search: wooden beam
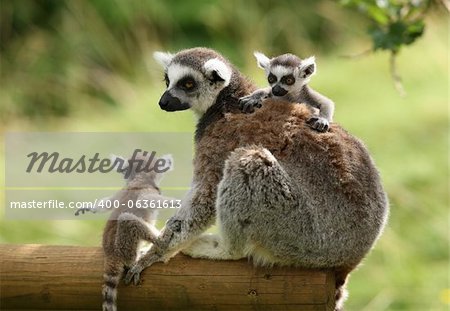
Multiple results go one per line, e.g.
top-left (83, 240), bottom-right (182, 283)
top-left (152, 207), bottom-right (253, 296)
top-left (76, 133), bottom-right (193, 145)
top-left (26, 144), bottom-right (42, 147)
top-left (0, 244), bottom-right (335, 310)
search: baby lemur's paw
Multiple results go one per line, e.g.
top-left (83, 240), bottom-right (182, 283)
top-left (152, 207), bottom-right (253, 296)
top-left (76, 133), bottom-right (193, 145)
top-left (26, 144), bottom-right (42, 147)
top-left (74, 207), bottom-right (95, 216)
top-left (307, 117), bottom-right (330, 132)
top-left (239, 95), bottom-right (263, 114)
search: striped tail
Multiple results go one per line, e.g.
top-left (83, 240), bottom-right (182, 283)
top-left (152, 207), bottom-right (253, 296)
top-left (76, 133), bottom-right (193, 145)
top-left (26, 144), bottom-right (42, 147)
top-left (102, 259), bottom-right (124, 311)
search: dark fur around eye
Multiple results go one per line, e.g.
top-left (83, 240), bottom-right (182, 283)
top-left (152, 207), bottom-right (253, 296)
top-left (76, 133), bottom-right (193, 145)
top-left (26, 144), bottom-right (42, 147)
top-left (282, 74), bottom-right (295, 85)
top-left (164, 73), bottom-right (170, 87)
top-left (268, 73), bottom-right (277, 84)
top-left (177, 76), bottom-right (197, 91)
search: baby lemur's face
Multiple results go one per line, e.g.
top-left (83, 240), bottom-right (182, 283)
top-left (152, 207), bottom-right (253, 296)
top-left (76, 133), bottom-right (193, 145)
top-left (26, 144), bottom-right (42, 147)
top-left (111, 151), bottom-right (173, 189)
top-left (254, 52), bottom-right (316, 98)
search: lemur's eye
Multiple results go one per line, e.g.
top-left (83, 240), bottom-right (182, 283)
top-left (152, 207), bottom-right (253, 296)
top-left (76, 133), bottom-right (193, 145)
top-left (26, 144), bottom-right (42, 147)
top-left (283, 75), bottom-right (295, 85)
top-left (184, 80), bottom-right (194, 89)
top-left (177, 77), bottom-right (196, 91)
top-left (268, 73), bottom-right (277, 84)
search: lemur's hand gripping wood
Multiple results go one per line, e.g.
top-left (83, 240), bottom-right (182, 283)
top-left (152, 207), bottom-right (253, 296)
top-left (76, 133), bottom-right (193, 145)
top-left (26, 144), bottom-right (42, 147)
top-left (124, 183), bottom-right (219, 284)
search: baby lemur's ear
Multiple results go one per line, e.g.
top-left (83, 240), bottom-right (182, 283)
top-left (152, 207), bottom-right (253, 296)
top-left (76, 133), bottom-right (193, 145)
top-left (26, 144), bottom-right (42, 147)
top-left (203, 58), bottom-right (232, 86)
top-left (159, 154), bottom-right (174, 172)
top-left (253, 51), bottom-right (271, 71)
top-left (299, 56), bottom-right (316, 79)
top-left (153, 51), bottom-right (174, 69)
top-left (153, 154), bottom-right (174, 185)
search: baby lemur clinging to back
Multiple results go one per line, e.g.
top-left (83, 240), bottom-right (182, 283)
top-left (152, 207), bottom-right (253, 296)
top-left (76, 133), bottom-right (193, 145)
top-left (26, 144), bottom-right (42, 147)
top-left (76, 151), bottom-right (173, 311)
top-left (239, 52), bottom-right (335, 132)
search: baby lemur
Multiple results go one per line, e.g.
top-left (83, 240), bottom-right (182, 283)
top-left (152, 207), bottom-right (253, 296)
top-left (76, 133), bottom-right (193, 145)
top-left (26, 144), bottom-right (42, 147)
top-left (76, 151), bottom-right (173, 311)
top-left (239, 52), bottom-right (335, 132)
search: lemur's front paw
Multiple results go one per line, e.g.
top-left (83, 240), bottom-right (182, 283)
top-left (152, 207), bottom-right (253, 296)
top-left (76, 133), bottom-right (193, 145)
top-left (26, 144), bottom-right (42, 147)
top-left (124, 252), bottom-right (163, 285)
top-left (307, 117), bottom-right (330, 132)
top-left (74, 208), bottom-right (95, 216)
top-left (239, 96), bottom-right (263, 114)
top-left (124, 264), bottom-right (143, 286)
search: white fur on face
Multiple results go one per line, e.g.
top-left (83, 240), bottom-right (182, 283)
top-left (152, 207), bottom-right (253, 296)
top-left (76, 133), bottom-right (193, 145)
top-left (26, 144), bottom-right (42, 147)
top-left (270, 65), bottom-right (295, 81)
top-left (268, 65), bottom-right (308, 101)
top-left (166, 63), bottom-right (228, 116)
top-left (192, 80), bottom-right (228, 116)
top-left (167, 64), bottom-right (203, 88)
top-left (286, 78), bottom-right (308, 100)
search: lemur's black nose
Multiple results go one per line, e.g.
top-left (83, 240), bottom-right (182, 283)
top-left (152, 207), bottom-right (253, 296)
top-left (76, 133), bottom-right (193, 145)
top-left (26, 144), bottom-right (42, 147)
top-left (159, 91), bottom-right (181, 111)
top-left (158, 91), bottom-right (191, 112)
top-left (272, 85), bottom-right (288, 97)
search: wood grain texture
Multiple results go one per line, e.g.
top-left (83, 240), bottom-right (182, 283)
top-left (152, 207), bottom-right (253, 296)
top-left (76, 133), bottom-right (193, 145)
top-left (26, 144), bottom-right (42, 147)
top-left (0, 244), bottom-right (335, 310)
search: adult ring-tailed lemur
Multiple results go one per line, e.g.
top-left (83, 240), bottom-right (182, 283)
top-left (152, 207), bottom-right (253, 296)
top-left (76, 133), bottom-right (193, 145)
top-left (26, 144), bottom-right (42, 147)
top-left (124, 48), bottom-right (388, 311)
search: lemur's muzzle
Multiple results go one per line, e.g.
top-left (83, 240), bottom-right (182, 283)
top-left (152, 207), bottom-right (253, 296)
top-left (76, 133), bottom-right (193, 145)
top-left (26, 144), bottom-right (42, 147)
top-left (272, 85), bottom-right (288, 97)
top-left (159, 91), bottom-right (190, 112)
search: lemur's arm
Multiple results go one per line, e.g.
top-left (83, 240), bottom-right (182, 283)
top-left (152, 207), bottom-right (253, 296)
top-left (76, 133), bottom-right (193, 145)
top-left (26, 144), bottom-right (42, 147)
top-left (124, 184), bottom-right (216, 285)
top-left (301, 85), bottom-right (334, 121)
top-left (300, 86), bottom-right (335, 132)
top-left (239, 87), bottom-right (271, 113)
top-left (74, 196), bottom-right (112, 216)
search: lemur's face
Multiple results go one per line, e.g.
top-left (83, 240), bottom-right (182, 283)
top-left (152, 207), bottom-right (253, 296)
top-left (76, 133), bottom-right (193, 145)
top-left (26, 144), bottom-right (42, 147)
top-left (254, 52), bottom-right (316, 98)
top-left (267, 65), bottom-right (299, 97)
top-left (153, 50), bottom-right (232, 116)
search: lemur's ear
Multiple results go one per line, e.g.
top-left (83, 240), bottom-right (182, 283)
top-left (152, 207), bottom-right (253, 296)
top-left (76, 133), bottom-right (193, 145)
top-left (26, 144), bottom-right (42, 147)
top-left (203, 58), bottom-right (232, 86)
top-left (154, 154), bottom-right (174, 185)
top-left (110, 154), bottom-right (129, 174)
top-left (159, 154), bottom-right (174, 172)
top-left (153, 51), bottom-right (174, 68)
top-left (253, 51), bottom-right (271, 71)
top-left (299, 56), bottom-right (316, 79)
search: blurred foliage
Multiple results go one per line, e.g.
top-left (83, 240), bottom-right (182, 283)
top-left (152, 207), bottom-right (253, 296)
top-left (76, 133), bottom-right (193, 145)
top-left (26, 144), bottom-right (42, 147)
top-left (340, 0), bottom-right (437, 95)
top-left (341, 0), bottom-right (430, 53)
top-left (1, 0), bottom-right (440, 121)
top-left (0, 0), bottom-right (343, 121)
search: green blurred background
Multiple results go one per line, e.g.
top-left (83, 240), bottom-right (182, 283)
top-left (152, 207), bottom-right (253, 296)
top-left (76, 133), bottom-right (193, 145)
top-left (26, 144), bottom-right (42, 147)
top-left (0, 1), bottom-right (448, 310)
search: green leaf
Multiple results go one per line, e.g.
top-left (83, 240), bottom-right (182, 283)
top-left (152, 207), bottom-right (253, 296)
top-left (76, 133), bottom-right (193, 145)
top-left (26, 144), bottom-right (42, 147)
top-left (404, 21), bottom-right (425, 45)
top-left (367, 5), bottom-right (390, 25)
top-left (368, 20), bottom-right (425, 53)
